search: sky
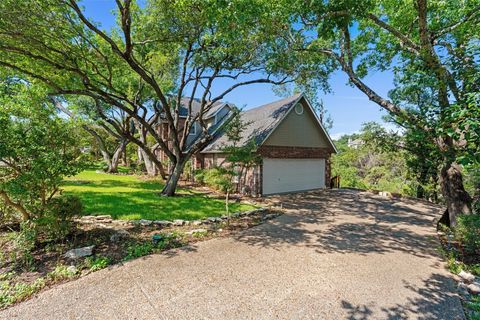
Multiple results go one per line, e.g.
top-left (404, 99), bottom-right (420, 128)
top-left (81, 0), bottom-right (397, 140)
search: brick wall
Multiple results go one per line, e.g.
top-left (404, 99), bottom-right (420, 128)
top-left (257, 146), bottom-right (332, 159)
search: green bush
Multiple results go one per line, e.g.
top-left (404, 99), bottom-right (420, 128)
top-left (454, 214), bottom-right (480, 254)
top-left (36, 195), bottom-right (83, 241)
top-left (12, 222), bottom-right (37, 269)
top-left (202, 167), bottom-right (234, 192)
top-left (194, 169), bottom-right (206, 185)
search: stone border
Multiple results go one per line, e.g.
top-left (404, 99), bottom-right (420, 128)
top-left (77, 208), bottom-right (271, 228)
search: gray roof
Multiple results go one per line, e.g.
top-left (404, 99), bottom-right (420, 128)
top-left (201, 94), bottom-right (303, 152)
top-left (178, 97), bottom-right (225, 118)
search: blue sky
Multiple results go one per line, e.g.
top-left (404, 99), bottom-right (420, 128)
top-left (82, 0), bottom-right (396, 140)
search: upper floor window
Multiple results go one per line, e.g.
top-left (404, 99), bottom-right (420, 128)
top-left (189, 123), bottom-right (197, 135)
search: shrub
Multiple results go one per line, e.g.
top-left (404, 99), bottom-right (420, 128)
top-left (454, 214), bottom-right (480, 254)
top-left (36, 195), bottom-right (83, 241)
top-left (12, 222), bottom-right (37, 269)
top-left (194, 169), bottom-right (206, 185)
top-left (202, 167), bottom-right (235, 192)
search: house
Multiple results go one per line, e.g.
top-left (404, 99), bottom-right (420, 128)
top-left (158, 94), bottom-right (337, 196)
top-left (347, 137), bottom-right (364, 149)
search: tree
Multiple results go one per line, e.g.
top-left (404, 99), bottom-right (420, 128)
top-left (0, 0), bottom-right (296, 196)
top-left (280, 0), bottom-right (480, 225)
top-left (54, 97), bottom-right (132, 174)
top-left (0, 79), bottom-right (84, 221)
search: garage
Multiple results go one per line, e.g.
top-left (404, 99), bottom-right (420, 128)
top-left (262, 158), bottom-right (326, 195)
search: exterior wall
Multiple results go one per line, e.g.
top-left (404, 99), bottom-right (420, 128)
top-left (258, 145), bottom-right (333, 193)
top-left (263, 101), bottom-right (331, 148)
top-left (257, 145), bottom-right (332, 159)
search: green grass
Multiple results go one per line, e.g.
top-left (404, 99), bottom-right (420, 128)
top-left (62, 170), bottom-right (256, 221)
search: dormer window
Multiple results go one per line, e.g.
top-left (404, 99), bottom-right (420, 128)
top-left (189, 123), bottom-right (197, 135)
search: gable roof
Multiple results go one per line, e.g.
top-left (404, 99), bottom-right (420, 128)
top-left (201, 93), bottom-right (337, 153)
top-left (178, 97), bottom-right (226, 119)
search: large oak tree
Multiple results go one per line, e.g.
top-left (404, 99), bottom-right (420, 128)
top-left (280, 0), bottom-right (479, 225)
top-left (0, 0), bottom-right (296, 195)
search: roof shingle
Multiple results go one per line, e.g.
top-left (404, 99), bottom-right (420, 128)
top-left (201, 94), bottom-right (303, 152)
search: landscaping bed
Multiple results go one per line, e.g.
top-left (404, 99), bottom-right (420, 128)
top-left (437, 216), bottom-right (480, 320)
top-left (0, 207), bottom-right (282, 310)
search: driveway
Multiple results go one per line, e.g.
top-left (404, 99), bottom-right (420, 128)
top-left (1, 189), bottom-right (464, 319)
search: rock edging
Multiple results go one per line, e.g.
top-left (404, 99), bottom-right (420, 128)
top-left (77, 207), bottom-right (272, 229)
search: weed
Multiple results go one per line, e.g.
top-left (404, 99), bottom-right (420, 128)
top-left (123, 242), bottom-right (154, 261)
top-left (0, 277), bottom-right (46, 309)
top-left (466, 295), bottom-right (480, 320)
top-left (84, 256), bottom-right (110, 271)
top-left (46, 265), bottom-right (77, 282)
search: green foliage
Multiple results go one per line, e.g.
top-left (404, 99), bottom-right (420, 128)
top-left (124, 242), bottom-right (154, 261)
top-left (454, 214), bottom-right (480, 255)
top-left (0, 276), bottom-right (45, 309)
top-left (332, 123), bottom-right (415, 196)
top-left (35, 195), bottom-right (83, 242)
top-left (0, 263), bottom-right (79, 309)
top-left (46, 265), bottom-right (77, 282)
top-left (123, 233), bottom-right (184, 261)
top-left (0, 80), bottom-right (85, 222)
top-left (63, 170), bottom-right (255, 220)
top-left (466, 295), bottom-right (480, 320)
top-left (12, 222), bottom-right (37, 269)
top-left (202, 167), bottom-right (235, 194)
top-left (84, 256), bottom-right (110, 272)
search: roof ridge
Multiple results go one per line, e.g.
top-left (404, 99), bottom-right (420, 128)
top-left (243, 93), bottom-right (303, 113)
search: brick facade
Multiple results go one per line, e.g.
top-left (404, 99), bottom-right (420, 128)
top-left (257, 145), bottom-right (332, 159)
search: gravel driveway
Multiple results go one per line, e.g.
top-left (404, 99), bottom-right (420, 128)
top-left (1, 189), bottom-right (464, 319)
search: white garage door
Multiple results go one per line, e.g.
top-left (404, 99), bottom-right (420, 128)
top-left (262, 158), bottom-right (325, 195)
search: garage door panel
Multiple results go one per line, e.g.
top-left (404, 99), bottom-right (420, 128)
top-left (262, 158), bottom-right (325, 195)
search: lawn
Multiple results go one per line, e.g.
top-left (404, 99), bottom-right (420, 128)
top-left (62, 170), bottom-right (256, 221)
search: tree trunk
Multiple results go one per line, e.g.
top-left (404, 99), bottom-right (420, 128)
top-left (109, 139), bottom-right (128, 173)
top-left (0, 191), bottom-right (30, 221)
top-left (161, 158), bottom-right (187, 196)
top-left (438, 161), bottom-right (472, 227)
top-left (140, 148), bottom-right (158, 176)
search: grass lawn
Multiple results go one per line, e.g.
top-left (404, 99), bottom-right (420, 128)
top-left (62, 170), bottom-right (256, 221)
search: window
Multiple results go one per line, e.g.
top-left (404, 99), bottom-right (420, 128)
top-left (294, 103), bottom-right (304, 115)
top-left (189, 123), bottom-right (197, 135)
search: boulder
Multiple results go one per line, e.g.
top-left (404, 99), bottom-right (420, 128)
top-left (154, 220), bottom-right (172, 227)
top-left (110, 229), bottom-right (130, 242)
top-left (138, 219), bottom-right (153, 226)
top-left (67, 265), bottom-right (78, 275)
top-left (192, 220), bottom-right (203, 226)
top-left (96, 215), bottom-right (112, 220)
top-left (459, 270), bottom-right (476, 283)
top-left (263, 214), bottom-right (277, 220)
top-left (173, 219), bottom-right (185, 226)
top-left (64, 246), bottom-right (94, 259)
top-left (467, 282), bottom-right (480, 295)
